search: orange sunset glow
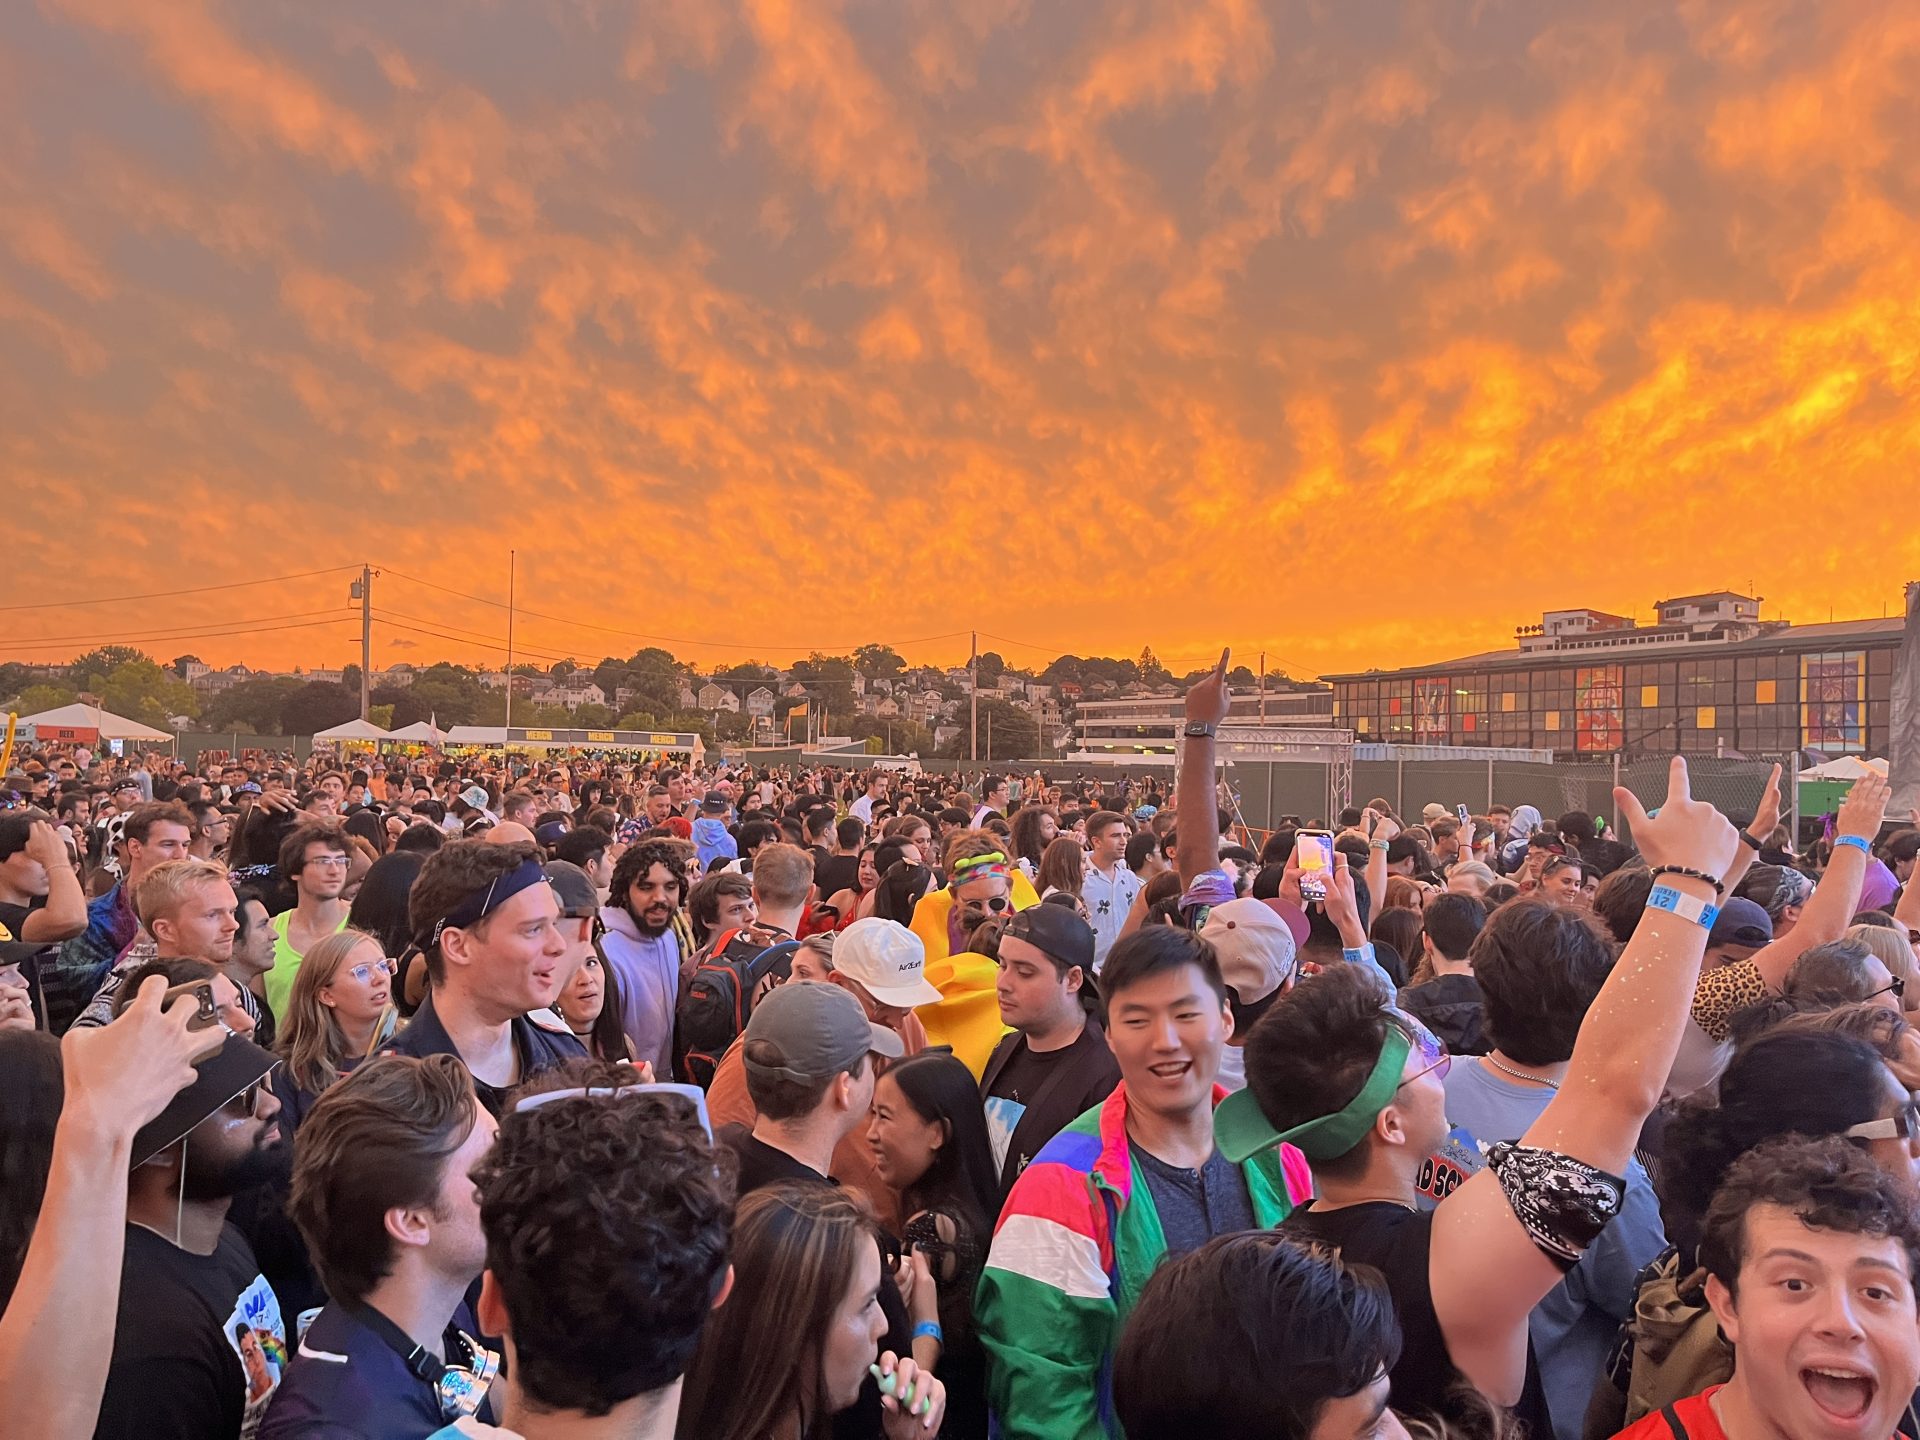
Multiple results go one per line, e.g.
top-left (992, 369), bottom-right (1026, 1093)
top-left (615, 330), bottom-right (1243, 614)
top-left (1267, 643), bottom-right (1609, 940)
top-left (2, 0), bottom-right (1918, 681)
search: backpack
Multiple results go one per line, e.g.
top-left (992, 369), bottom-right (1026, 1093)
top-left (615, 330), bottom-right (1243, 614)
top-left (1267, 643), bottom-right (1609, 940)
top-left (1587, 1248), bottom-right (1732, 1440)
top-left (673, 926), bottom-right (801, 1089)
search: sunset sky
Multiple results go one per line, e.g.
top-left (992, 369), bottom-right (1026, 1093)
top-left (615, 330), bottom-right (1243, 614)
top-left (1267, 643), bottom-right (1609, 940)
top-left (3, 0), bottom-right (1918, 682)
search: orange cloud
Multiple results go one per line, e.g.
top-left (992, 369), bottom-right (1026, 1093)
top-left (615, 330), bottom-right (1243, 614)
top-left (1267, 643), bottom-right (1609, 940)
top-left (0, 0), bottom-right (1916, 683)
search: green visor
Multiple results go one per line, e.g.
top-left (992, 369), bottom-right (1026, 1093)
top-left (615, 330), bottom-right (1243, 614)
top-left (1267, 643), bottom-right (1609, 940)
top-left (1215, 1023), bottom-right (1414, 1164)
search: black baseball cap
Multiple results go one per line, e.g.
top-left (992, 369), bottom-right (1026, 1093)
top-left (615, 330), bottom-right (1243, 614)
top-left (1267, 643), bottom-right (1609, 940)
top-left (542, 860), bottom-right (599, 920)
top-left (131, 1032), bottom-right (280, 1167)
top-left (1001, 904), bottom-right (1095, 974)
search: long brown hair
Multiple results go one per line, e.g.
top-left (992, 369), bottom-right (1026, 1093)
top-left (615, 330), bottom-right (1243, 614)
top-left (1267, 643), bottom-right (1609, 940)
top-left (277, 927), bottom-right (394, 1096)
top-left (1035, 835), bottom-right (1086, 898)
top-left (677, 1183), bottom-right (878, 1440)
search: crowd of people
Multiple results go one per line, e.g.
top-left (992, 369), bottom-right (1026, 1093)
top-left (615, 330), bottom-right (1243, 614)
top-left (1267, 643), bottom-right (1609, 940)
top-left (3, 647), bottom-right (1920, 1440)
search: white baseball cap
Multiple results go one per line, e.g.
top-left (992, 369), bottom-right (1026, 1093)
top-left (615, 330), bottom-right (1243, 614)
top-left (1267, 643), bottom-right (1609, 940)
top-left (832, 918), bottom-right (942, 1007)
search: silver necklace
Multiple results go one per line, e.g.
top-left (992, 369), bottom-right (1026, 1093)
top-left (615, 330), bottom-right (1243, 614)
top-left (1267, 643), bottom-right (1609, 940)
top-left (1484, 1056), bottom-right (1560, 1089)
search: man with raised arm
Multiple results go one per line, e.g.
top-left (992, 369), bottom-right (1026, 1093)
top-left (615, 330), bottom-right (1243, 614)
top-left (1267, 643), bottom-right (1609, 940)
top-left (1216, 756), bottom-right (1740, 1430)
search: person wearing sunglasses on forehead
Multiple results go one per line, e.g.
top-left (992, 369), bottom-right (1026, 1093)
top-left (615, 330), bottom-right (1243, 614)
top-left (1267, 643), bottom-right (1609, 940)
top-left (262, 824), bottom-right (354, 1026)
top-left (1217, 756), bottom-right (1745, 1439)
top-left (906, 837), bottom-right (1042, 1077)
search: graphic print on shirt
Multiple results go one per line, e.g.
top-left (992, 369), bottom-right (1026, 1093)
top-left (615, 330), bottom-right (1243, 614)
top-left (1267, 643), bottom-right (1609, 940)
top-left (223, 1274), bottom-right (287, 1438)
top-left (984, 1094), bottom-right (1027, 1174)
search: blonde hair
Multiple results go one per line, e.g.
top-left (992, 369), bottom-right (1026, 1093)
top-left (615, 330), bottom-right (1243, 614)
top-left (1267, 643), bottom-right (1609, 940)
top-left (1846, 924), bottom-right (1919, 1011)
top-left (277, 927), bottom-right (394, 1096)
top-left (133, 859), bottom-right (231, 928)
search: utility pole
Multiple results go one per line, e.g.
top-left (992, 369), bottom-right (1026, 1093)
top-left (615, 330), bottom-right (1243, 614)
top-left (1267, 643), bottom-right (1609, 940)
top-left (350, 565), bottom-right (373, 720)
top-left (970, 631), bottom-right (979, 763)
top-left (1259, 648), bottom-right (1266, 724)
top-left (504, 550), bottom-right (516, 736)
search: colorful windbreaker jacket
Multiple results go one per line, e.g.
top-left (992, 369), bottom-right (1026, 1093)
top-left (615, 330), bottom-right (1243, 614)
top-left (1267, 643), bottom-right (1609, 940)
top-left (975, 1081), bottom-right (1313, 1439)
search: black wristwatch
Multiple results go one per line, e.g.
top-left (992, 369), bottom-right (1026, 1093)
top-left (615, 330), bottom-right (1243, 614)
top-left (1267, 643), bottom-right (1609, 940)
top-left (1183, 722), bottom-right (1217, 738)
top-left (1738, 829), bottom-right (1763, 852)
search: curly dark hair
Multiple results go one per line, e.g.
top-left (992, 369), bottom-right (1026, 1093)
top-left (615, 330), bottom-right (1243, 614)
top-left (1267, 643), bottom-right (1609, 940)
top-left (1115, 1232), bottom-right (1401, 1440)
top-left (477, 1059), bottom-right (734, 1416)
top-left (608, 840), bottom-right (688, 922)
top-left (1662, 1028), bottom-right (1891, 1262)
top-left (408, 840), bottom-right (542, 984)
top-left (1699, 1133), bottom-right (1920, 1293)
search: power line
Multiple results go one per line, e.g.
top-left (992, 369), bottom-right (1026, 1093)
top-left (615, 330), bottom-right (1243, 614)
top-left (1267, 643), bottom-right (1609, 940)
top-left (0, 565), bottom-right (359, 613)
top-left (377, 566), bottom-right (971, 655)
top-left (0, 612), bottom-right (357, 650)
top-left (373, 615), bottom-right (575, 666)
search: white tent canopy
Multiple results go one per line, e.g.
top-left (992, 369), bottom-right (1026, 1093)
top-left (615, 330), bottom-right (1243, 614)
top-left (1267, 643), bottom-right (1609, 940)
top-left (386, 721), bottom-right (446, 742)
top-left (16, 702), bottom-right (172, 742)
top-left (312, 718), bottom-right (390, 741)
top-left (1798, 755), bottom-right (1889, 781)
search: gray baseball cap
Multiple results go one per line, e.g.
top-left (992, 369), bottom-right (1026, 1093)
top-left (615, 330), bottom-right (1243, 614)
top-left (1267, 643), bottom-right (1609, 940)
top-left (742, 982), bottom-right (904, 1084)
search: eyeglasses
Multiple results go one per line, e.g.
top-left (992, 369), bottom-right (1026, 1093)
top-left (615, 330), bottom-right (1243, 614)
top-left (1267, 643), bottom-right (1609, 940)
top-left (347, 957), bottom-right (398, 985)
top-left (304, 854), bottom-right (350, 869)
top-left (962, 895), bottom-right (1014, 914)
top-left (1844, 1096), bottom-right (1920, 1143)
top-left (1869, 976), bottom-right (1908, 1000)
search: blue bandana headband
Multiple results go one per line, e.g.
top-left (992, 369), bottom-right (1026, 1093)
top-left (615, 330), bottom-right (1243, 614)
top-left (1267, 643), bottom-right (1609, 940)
top-left (427, 857), bottom-right (548, 949)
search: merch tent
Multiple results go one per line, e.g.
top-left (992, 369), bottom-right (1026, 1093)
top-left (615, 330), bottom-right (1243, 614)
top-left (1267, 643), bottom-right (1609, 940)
top-left (17, 703), bottom-right (172, 745)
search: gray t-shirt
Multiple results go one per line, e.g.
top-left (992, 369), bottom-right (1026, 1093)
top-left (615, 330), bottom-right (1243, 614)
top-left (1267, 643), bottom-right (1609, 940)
top-left (1133, 1145), bottom-right (1256, 1257)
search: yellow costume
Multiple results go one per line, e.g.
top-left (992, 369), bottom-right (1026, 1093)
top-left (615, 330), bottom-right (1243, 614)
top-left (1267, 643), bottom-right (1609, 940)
top-left (908, 870), bottom-right (1040, 1076)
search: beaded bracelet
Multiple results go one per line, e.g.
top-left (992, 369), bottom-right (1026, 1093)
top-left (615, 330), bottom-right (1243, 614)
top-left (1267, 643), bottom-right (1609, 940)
top-left (1648, 865), bottom-right (1726, 899)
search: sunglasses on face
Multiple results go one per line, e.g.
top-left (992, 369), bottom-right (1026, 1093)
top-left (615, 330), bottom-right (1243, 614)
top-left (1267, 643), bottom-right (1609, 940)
top-left (1870, 975), bottom-right (1907, 1000)
top-left (961, 895), bottom-right (1013, 914)
top-left (224, 1077), bottom-right (270, 1116)
top-left (1845, 1095), bottom-right (1920, 1143)
top-left (1393, 1013), bottom-right (1452, 1088)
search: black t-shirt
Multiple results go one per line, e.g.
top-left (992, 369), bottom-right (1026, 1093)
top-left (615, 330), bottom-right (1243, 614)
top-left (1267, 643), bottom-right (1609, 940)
top-left (816, 854), bottom-right (861, 901)
top-left (95, 1222), bottom-right (287, 1440)
top-left (1283, 1201), bottom-right (1551, 1435)
top-left (0, 896), bottom-right (53, 1028)
top-left (982, 1025), bottom-right (1122, 1195)
top-left (721, 1126), bottom-right (834, 1197)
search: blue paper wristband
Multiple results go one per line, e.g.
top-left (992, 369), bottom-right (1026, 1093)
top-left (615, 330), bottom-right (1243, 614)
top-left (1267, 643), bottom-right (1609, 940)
top-left (913, 1320), bottom-right (944, 1345)
top-left (1835, 835), bottom-right (1871, 855)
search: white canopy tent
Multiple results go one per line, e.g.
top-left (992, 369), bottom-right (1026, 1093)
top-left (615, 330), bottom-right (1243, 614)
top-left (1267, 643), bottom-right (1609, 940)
top-left (312, 718), bottom-right (391, 742)
top-left (386, 720), bottom-right (447, 743)
top-left (1798, 755), bottom-right (1889, 781)
top-left (16, 703), bottom-right (172, 742)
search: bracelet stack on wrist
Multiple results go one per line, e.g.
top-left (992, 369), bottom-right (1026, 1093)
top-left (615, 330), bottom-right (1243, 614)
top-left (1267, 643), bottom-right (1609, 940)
top-left (1648, 865), bottom-right (1726, 899)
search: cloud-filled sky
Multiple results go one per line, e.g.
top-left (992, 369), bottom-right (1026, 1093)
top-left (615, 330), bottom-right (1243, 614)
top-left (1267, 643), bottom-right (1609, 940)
top-left (3, 0), bottom-right (1918, 681)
